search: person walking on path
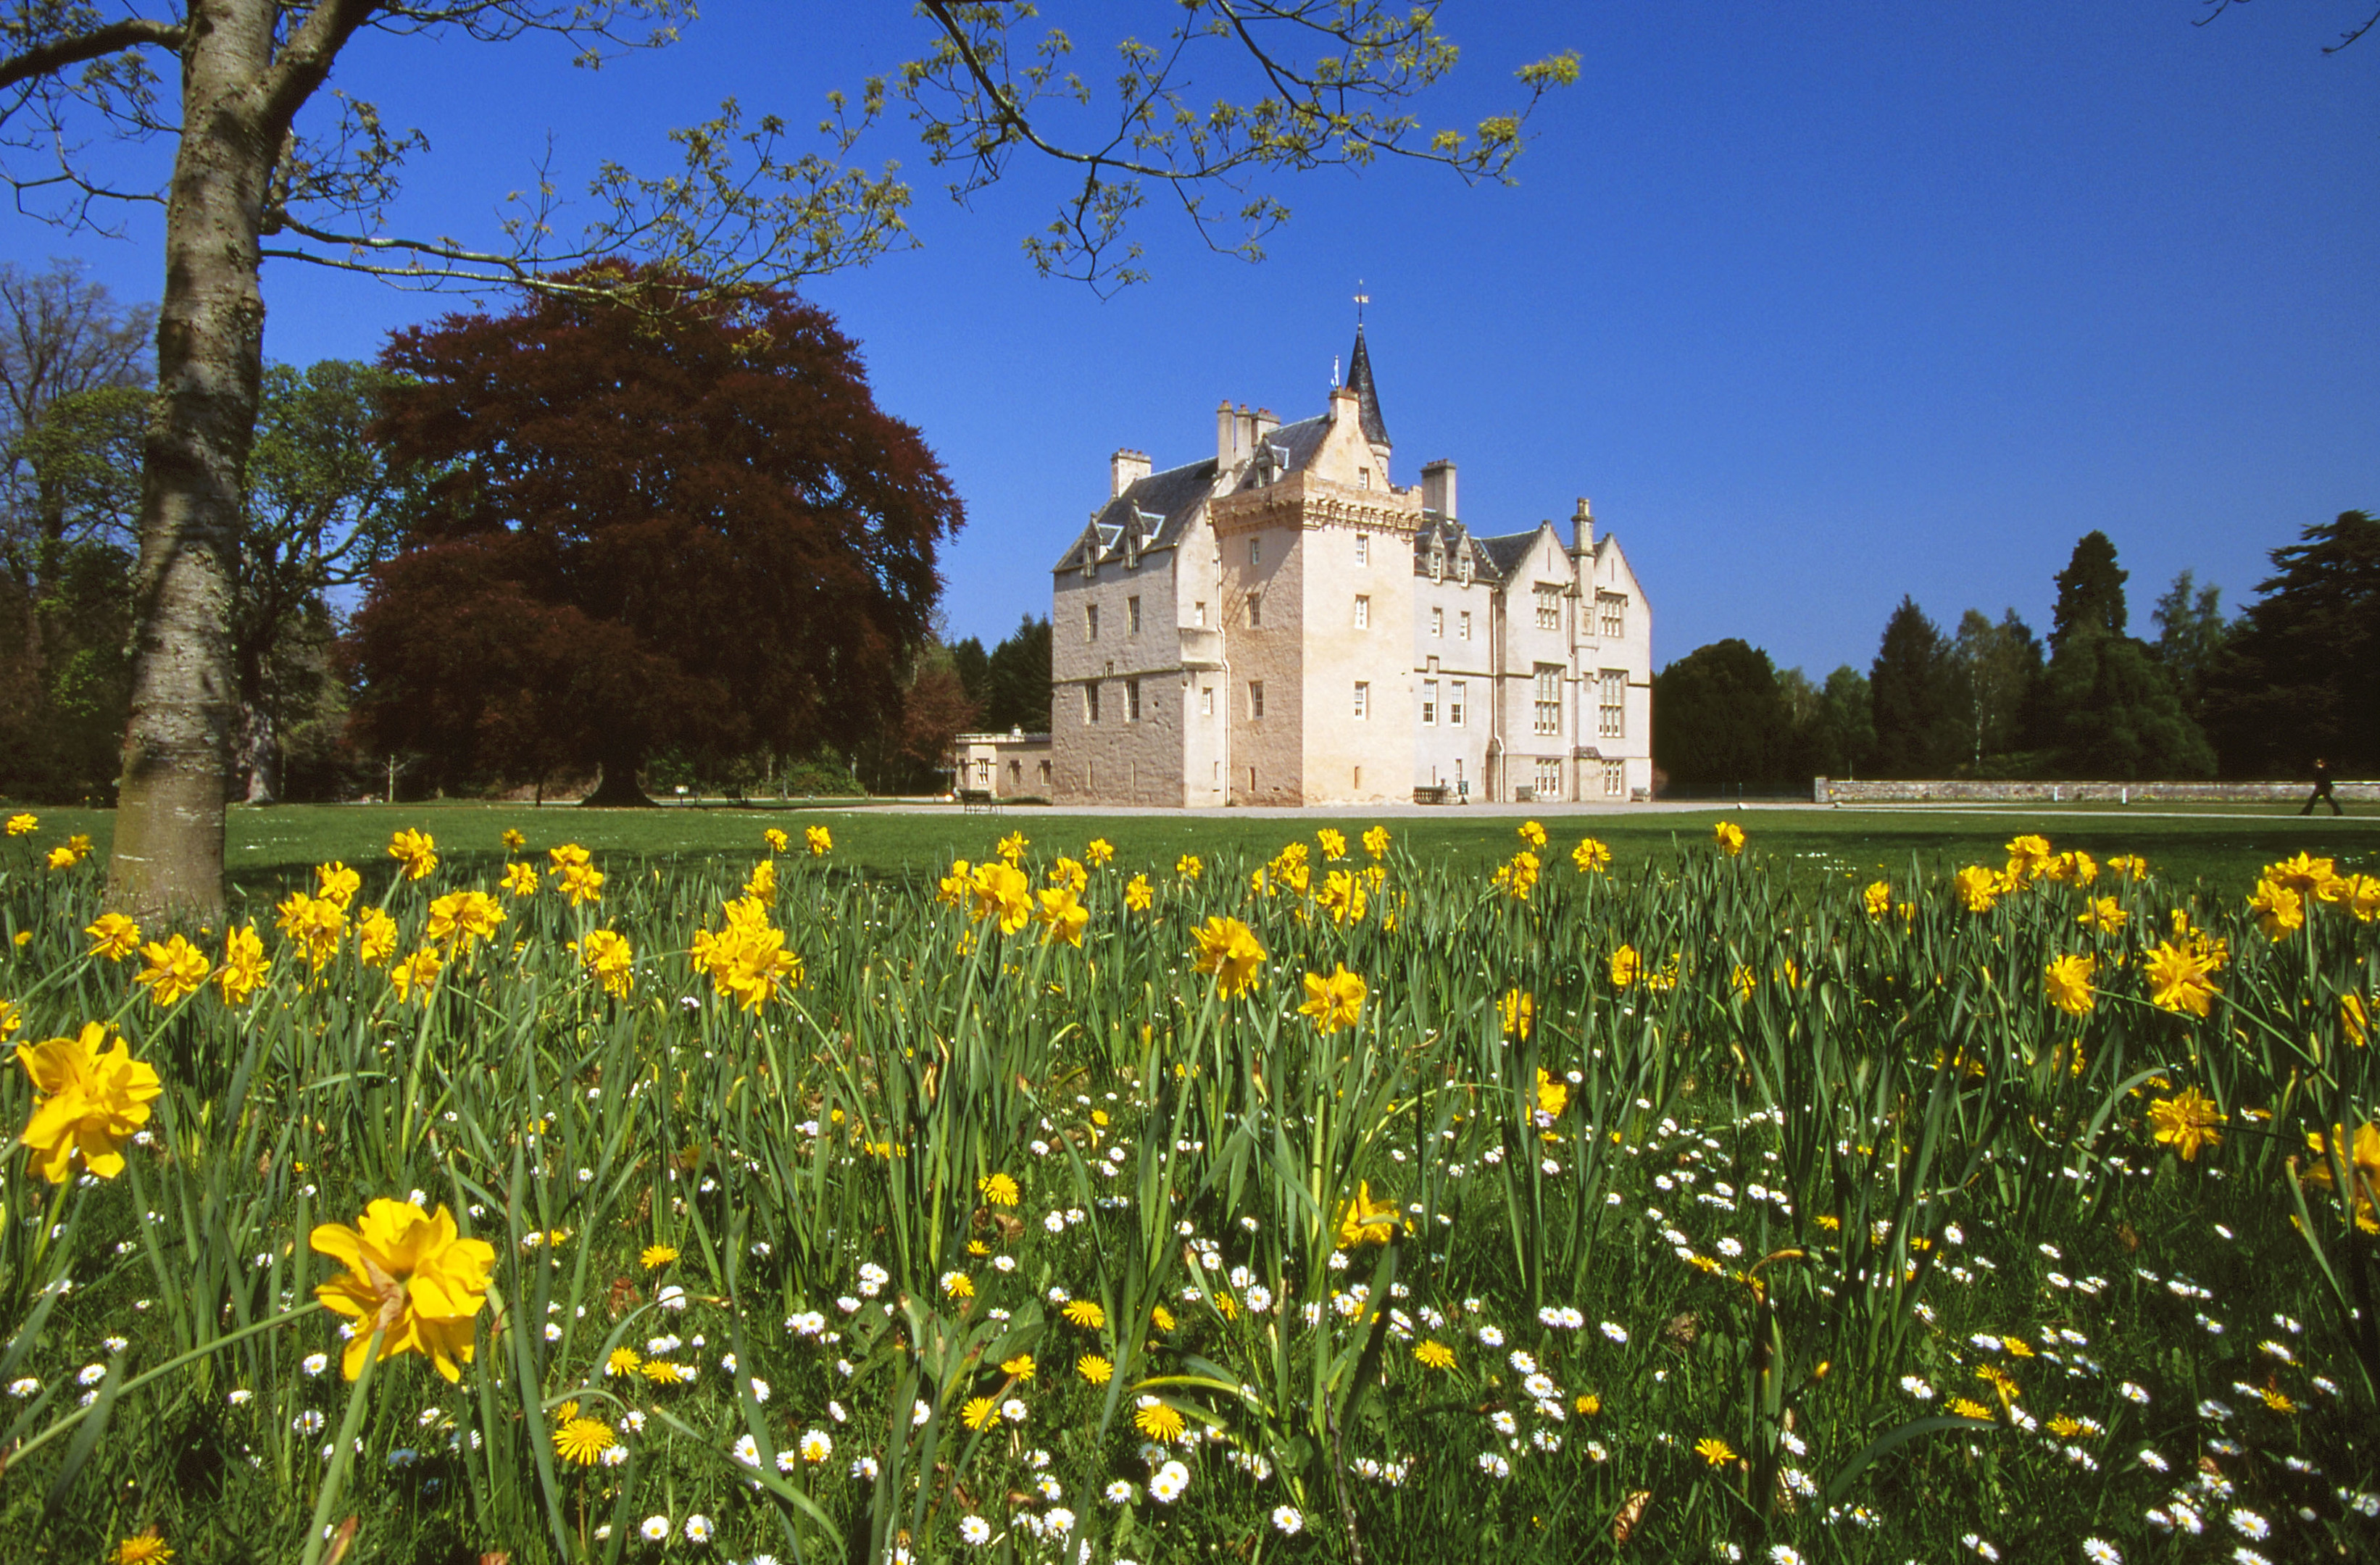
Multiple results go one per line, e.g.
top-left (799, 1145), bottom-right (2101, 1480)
top-left (2301, 758), bottom-right (2344, 816)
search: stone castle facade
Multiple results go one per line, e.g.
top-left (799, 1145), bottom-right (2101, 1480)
top-left (1048, 329), bottom-right (1653, 807)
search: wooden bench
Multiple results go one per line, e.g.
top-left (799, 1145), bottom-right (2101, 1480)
top-left (957, 788), bottom-right (1002, 814)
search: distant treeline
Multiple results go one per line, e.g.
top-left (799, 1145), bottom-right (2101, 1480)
top-left (1653, 512), bottom-right (2379, 789)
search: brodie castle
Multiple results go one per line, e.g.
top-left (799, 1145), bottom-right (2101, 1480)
top-left (1044, 327), bottom-right (1653, 808)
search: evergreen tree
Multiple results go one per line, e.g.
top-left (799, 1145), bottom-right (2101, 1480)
top-left (1869, 598), bottom-right (1964, 777)
top-left (2042, 630), bottom-right (2216, 780)
top-left (2200, 511), bottom-right (2380, 777)
top-left (2050, 530), bottom-right (2128, 651)
top-left (981, 614), bottom-right (1054, 734)
top-left (1652, 639), bottom-right (1798, 787)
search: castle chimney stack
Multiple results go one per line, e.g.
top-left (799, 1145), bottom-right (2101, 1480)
top-left (1572, 496), bottom-right (1594, 553)
top-left (1217, 399), bottom-right (1239, 468)
top-left (1110, 448), bottom-right (1151, 498)
top-left (1420, 459), bottom-right (1457, 521)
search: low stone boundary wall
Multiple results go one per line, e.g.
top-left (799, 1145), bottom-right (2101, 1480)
top-left (1813, 777), bottom-right (2379, 806)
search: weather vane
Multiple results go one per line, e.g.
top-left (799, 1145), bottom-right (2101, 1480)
top-left (1355, 280), bottom-right (1369, 326)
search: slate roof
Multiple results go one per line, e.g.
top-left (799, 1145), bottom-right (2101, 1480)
top-left (1346, 325), bottom-right (1390, 448)
top-left (1410, 517), bottom-right (1498, 582)
top-left (1051, 456), bottom-right (1217, 572)
top-left (1475, 528), bottom-right (1548, 583)
top-left (1054, 409), bottom-right (1341, 573)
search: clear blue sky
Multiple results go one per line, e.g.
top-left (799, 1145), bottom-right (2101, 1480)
top-left (6, 2), bottom-right (2375, 680)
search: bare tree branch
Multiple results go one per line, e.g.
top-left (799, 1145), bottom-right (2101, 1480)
top-left (0, 15), bottom-right (181, 93)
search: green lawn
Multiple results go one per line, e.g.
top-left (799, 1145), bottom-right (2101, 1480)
top-left (7, 797), bottom-right (2375, 910)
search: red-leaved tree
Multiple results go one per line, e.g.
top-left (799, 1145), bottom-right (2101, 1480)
top-left (345, 267), bottom-right (962, 801)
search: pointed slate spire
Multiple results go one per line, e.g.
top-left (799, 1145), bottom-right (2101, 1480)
top-left (1346, 323), bottom-right (1390, 450)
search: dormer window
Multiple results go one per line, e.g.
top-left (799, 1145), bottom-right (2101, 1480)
top-left (1457, 551), bottom-right (1473, 585)
top-left (1429, 547), bottom-right (1444, 582)
top-left (1359, 468), bottom-right (1370, 490)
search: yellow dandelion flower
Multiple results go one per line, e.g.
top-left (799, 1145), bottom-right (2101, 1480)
top-left (1133, 1401), bottom-right (1187, 1442)
top-left (110, 1537), bottom-right (172, 1565)
top-left (1077, 1354), bottom-right (1113, 1387)
top-left (962, 1395), bottom-right (999, 1430)
top-left (1693, 1436), bottom-right (1736, 1466)
top-left (1062, 1298), bottom-right (1107, 1329)
top-left (979, 1172), bottom-right (1020, 1206)
top-left (1414, 1340), bottom-right (1457, 1370)
top-left (641, 1244), bottom-right (678, 1270)
top-left (1000, 1354), bottom-right (1036, 1381)
top-left (554, 1416), bottom-right (616, 1466)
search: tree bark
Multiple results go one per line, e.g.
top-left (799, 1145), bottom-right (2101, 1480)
top-left (107, 0), bottom-right (367, 917)
top-left (238, 698), bottom-right (278, 804)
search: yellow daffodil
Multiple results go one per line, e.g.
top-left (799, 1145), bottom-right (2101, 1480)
top-left (1035, 885), bottom-right (1089, 947)
top-left (744, 859), bottom-right (778, 903)
top-left (1085, 838), bottom-right (1115, 868)
top-left (1536, 1067), bottom-right (1569, 1119)
top-left (356, 907), bottom-right (398, 968)
top-left (2146, 1086), bottom-right (2223, 1161)
top-left (1863, 880), bottom-right (1892, 919)
top-left (2144, 940), bottom-right (2218, 1017)
top-left (15, 1022), bottom-right (162, 1182)
top-left (387, 827), bottom-right (438, 881)
top-left (85, 911), bottom-right (141, 961)
top-left (215, 925), bottom-right (269, 1006)
top-left (1123, 872), bottom-right (1153, 912)
top-left (309, 861), bottom-right (360, 909)
top-left (1191, 917), bottom-right (1265, 998)
top-left (1499, 988), bottom-right (1534, 1041)
top-left (805, 824), bottom-right (833, 856)
top-left (2042, 953), bottom-right (2096, 1016)
top-left (573, 930), bottom-right (635, 998)
top-left (390, 946), bottom-right (444, 1005)
top-left (3, 812), bottom-right (35, 835)
top-left (1608, 945), bottom-right (1642, 990)
top-left (1299, 965), bottom-right (1366, 1035)
top-left (995, 830), bottom-right (1028, 864)
top-left (1175, 853), bottom-right (1202, 882)
top-left (1573, 836), bottom-right (1612, 873)
top-left (426, 890), bottom-right (504, 951)
top-left (763, 827), bottom-right (789, 853)
top-left (500, 861), bottom-right (541, 898)
top-left (1334, 1180), bottom-right (1398, 1248)
top-left (1518, 819), bottom-right (1547, 849)
top-left (136, 935), bottom-right (210, 1008)
top-left (1712, 821), bottom-right (1744, 857)
top-left (501, 828), bottom-right (526, 851)
top-left (310, 1198), bottom-right (496, 1380)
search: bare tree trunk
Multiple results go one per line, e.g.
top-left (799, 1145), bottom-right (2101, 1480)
top-left (107, 0), bottom-right (362, 917)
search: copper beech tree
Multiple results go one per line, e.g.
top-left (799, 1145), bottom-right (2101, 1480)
top-left (344, 270), bottom-right (961, 803)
